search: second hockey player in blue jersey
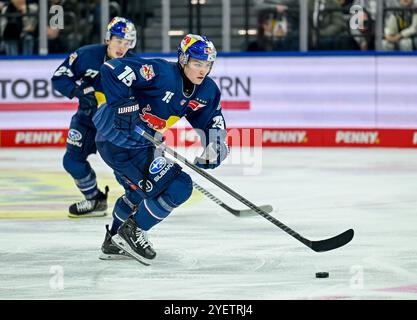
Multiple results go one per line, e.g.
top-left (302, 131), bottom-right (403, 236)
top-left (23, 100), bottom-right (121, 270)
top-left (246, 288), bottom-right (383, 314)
top-left (93, 34), bottom-right (229, 264)
top-left (51, 17), bottom-right (137, 218)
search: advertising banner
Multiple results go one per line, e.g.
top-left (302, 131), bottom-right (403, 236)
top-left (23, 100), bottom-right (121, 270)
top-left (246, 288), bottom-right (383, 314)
top-left (1, 55), bottom-right (417, 147)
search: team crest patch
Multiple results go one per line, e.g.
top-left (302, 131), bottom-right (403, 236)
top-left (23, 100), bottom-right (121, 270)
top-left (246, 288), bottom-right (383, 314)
top-left (69, 52), bottom-right (78, 66)
top-left (139, 64), bottom-right (155, 81)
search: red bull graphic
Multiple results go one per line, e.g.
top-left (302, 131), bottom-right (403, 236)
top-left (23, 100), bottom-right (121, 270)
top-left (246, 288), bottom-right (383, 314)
top-left (204, 47), bottom-right (213, 54)
top-left (139, 105), bottom-right (167, 130)
top-left (183, 35), bottom-right (192, 45)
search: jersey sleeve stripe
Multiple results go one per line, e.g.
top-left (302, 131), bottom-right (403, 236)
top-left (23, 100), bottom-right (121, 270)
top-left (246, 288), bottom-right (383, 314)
top-left (103, 61), bottom-right (115, 70)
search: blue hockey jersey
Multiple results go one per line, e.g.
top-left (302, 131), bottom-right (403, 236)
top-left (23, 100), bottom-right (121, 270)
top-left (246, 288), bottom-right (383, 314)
top-left (93, 57), bottom-right (226, 149)
top-left (51, 44), bottom-right (135, 105)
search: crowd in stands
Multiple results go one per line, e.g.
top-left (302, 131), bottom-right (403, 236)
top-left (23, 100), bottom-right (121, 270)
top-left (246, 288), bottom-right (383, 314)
top-left (0, 0), bottom-right (126, 55)
top-left (1, 0), bottom-right (417, 55)
top-left (248, 0), bottom-right (417, 51)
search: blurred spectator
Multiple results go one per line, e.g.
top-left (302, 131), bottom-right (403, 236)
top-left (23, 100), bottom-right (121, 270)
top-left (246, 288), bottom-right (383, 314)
top-left (47, 0), bottom-right (65, 53)
top-left (347, 0), bottom-right (376, 50)
top-left (385, 0), bottom-right (401, 7)
top-left (0, 1), bottom-right (5, 54)
top-left (382, 0), bottom-right (417, 51)
top-left (1, 0), bottom-right (24, 55)
top-left (21, 0), bottom-right (38, 54)
top-left (248, 0), bottom-right (299, 51)
top-left (351, 6), bottom-right (375, 50)
top-left (0, 0), bottom-right (38, 55)
top-left (47, 24), bottom-right (62, 53)
top-left (253, 0), bottom-right (299, 14)
top-left (48, 0), bottom-right (94, 53)
top-left (357, 0), bottom-right (377, 20)
top-left (310, 0), bottom-right (360, 50)
top-left (91, 0), bottom-right (122, 45)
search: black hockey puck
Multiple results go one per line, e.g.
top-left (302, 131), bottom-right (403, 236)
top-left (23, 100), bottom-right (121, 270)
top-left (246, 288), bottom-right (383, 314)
top-left (315, 272), bottom-right (329, 278)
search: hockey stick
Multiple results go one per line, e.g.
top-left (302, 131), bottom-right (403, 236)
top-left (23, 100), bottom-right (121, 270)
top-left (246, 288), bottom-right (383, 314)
top-left (192, 181), bottom-right (273, 217)
top-left (135, 127), bottom-right (354, 252)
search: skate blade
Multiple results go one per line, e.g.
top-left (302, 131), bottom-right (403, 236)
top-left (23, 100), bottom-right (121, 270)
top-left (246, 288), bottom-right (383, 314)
top-left (99, 252), bottom-right (132, 260)
top-left (68, 211), bottom-right (107, 218)
top-left (111, 234), bottom-right (152, 266)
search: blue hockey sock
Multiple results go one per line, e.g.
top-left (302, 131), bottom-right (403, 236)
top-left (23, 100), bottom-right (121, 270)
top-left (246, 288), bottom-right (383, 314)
top-left (133, 172), bottom-right (193, 230)
top-left (74, 170), bottom-right (100, 200)
top-left (134, 197), bottom-right (171, 231)
top-left (111, 196), bottom-right (139, 235)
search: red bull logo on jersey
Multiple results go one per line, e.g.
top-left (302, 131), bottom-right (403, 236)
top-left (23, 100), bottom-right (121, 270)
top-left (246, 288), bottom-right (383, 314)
top-left (140, 105), bottom-right (167, 130)
top-left (139, 64), bottom-right (155, 81)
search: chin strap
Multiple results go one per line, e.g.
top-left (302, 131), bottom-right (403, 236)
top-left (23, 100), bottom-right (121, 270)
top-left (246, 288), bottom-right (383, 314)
top-left (178, 62), bottom-right (196, 96)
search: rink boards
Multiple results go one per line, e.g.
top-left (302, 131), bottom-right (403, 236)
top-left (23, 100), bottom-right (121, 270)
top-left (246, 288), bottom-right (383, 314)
top-left (1, 54), bottom-right (417, 149)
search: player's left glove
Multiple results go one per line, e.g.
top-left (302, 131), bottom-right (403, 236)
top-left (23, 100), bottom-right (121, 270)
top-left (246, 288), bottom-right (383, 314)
top-left (194, 139), bottom-right (229, 170)
top-left (72, 86), bottom-right (97, 110)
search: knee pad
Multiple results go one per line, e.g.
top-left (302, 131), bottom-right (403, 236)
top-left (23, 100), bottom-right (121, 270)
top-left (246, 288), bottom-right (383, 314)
top-left (62, 151), bottom-right (91, 179)
top-left (132, 173), bottom-right (192, 231)
top-left (159, 171), bottom-right (193, 209)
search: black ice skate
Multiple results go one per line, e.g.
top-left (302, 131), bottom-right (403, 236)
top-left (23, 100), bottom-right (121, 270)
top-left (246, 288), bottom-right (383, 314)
top-left (99, 225), bottom-right (132, 260)
top-left (111, 216), bottom-right (156, 265)
top-left (68, 186), bottom-right (109, 218)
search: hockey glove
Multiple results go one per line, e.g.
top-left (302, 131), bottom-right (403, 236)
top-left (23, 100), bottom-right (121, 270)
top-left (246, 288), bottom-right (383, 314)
top-left (73, 86), bottom-right (97, 110)
top-left (194, 139), bottom-right (229, 170)
top-left (114, 99), bottom-right (141, 131)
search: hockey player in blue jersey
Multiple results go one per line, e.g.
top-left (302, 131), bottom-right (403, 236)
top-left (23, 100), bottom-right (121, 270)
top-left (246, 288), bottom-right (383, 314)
top-left (51, 17), bottom-right (137, 218)
top-left (93, 34), bottom-right (229, 264)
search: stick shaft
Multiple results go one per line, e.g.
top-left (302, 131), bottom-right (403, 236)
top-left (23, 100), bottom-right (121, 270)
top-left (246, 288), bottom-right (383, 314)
top-left (136, 127), bottom-right (313, 248)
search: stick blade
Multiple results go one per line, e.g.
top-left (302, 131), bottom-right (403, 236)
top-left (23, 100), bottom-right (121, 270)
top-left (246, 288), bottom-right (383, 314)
top-left (233, 204), bottom-right (273, 217)
top-left (310, 229), bottom-right (354, 252)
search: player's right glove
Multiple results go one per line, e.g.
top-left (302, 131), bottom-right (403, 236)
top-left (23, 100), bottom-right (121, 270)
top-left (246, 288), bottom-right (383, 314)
top-left (72, 86), bottom-right (98, 110)
top-left (113, 99), bottom-right (141, 131)
top-left (194, 138), bottom-right (229, 170)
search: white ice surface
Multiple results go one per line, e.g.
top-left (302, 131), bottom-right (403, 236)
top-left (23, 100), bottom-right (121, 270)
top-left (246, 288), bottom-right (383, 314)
top-left (0, 147), bottom-right (417, 300)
